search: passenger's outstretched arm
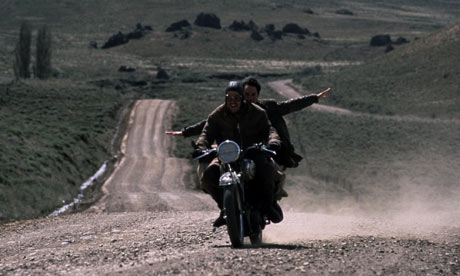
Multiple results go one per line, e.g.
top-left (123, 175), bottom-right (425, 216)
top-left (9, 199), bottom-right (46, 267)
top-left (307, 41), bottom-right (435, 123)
top-left (317, 88), bottom-right (331, 99)
top-left (278, 88), bottom-right (331, 115)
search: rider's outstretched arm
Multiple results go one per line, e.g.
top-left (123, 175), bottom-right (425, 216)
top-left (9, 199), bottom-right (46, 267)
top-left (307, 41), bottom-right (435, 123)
top-left (182, 119), bottom-right (207, 137)
top-left (165, 119), bottom-right (207, 137)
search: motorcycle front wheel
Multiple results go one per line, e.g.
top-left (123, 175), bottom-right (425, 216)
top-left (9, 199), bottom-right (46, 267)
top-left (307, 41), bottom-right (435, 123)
top-left (223, 187), bottom-right (244, 248)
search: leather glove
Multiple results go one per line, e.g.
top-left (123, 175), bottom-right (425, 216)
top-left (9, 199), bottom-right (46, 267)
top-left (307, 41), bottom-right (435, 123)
top-left (267, 142), bottom-right (280, 152)
top-left (191, 148), bottom-right (204, 159)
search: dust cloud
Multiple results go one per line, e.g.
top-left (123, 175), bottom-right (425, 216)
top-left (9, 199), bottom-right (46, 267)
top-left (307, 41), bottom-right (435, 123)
top-left (264, 176), bottom-right (460, 243)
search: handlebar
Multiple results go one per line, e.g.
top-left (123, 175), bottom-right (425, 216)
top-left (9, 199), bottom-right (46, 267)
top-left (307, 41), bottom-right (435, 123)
top-left (245, 143), bottom-right (276, 156)
top-left (194, 143), bottom-right (276, 162)
top-left (193, 148), bottom-right (216, 161)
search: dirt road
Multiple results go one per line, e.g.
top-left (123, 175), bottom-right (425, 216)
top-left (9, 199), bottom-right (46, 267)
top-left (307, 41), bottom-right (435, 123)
top-left (1, 99), bottom-right (459, 275)
top-left (90, 100), bottom-right (213, 213)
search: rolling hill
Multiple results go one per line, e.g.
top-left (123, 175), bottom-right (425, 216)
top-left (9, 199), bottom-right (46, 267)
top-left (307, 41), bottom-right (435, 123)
top-left (296, 22), bottom-right (460, 119)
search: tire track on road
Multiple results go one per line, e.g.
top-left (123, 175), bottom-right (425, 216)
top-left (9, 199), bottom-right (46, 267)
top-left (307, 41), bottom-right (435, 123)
top-left (90, 99), bottom-right (214, 213)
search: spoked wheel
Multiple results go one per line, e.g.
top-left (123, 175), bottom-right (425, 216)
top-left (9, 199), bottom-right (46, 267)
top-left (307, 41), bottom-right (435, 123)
top-left (223, 188), bottom-right (244, 248)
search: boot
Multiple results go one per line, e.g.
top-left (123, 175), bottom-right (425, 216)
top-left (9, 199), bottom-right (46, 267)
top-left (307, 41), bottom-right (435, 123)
top-left (213, 210), bottom-right (226, 228)
top-left (267, 201), bottom-right (283, 223)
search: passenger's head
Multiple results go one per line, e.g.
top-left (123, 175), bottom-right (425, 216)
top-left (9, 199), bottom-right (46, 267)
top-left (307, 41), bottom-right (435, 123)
top-left (242, 77), bottom-right (261, 103)
top-left (225, 81), bottom-right (244, 113)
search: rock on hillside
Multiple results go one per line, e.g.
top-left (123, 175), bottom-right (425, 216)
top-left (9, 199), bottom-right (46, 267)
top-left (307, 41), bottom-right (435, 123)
top-left (101, 23), bottom-right (152, 49)
top-left (166, 20), bottom-right (191, 32)
top-left (282, 23), bottom-right (311, 36)
top-left (194, 13), bottom-right (221, 29)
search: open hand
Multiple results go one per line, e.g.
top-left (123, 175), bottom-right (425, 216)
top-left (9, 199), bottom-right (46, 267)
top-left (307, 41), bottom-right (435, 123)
top-left (165, 130), bottom-right (183, 136)
top-left (317, 88), bottom-right (331, 99)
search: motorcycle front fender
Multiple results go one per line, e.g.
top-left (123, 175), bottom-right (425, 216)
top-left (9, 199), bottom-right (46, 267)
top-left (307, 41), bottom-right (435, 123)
top-left (219, 172), bottom-right (234, 187)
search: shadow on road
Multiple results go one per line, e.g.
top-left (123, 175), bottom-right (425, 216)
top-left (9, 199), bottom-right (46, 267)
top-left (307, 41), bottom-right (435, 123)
top-left (212, 243), bottom-right (309, 250)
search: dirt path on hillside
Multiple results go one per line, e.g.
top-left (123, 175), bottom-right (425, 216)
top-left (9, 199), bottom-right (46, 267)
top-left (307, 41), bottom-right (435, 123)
top-left (90, 99), bottom-right (214, 213)
top-left (268, 79), bottom-right (353, 115)
top-left (1, 99), bottom-right (459, 275)
top-left (268, 79), bottom-right (460, 125)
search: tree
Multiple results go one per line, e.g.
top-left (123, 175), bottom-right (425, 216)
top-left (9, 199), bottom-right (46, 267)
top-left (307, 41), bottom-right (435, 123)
top-left (13, 21), bottom-right (32, 79)
top-left (36, 25), bottom-right (52, 79)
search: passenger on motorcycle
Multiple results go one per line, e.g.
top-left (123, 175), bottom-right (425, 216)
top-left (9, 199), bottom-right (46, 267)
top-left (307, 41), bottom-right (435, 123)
top-left (194, 81), bottom-right (283, 227)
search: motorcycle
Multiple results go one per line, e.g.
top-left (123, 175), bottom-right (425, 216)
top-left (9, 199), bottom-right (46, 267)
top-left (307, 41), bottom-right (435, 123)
top-left (194, 140), bottom-right (276, 248)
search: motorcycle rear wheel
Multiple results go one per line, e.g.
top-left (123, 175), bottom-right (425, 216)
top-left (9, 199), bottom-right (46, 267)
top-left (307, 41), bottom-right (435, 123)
top-left (223, 188), bottom-right (244, 248)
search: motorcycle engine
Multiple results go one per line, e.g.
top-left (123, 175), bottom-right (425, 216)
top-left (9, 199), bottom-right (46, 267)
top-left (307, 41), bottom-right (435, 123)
top-left (242, 159), bottom-right (256, 182)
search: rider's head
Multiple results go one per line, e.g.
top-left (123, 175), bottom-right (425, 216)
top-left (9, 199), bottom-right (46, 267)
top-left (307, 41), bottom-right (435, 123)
top-left (225, 81), bottom-right (244, 114)
top-left (242, 77), bottom-right (261, 103)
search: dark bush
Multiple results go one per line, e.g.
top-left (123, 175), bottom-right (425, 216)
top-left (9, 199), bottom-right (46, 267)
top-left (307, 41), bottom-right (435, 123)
top-left (156, 68), bottom-right (169, 79)
top-left (166, 20), bottom-right (191, 32)
top-left (393, 37), bottom-right (409, 45)
top-left (194, 13), bottom-right (221, 29)
top-left (228, 20), bottom-right (254, 31)
top-left (282, 23), bottom-right (310, 35)
top-left (370, 34), bottom-right (392, 46)
top-left (264, 24), bottom-right (282, 41)
top-left (101, 23), bottom-right (151, 49)
top-left (251, 30), bottom-right (264, 41)
top-left (101, 32), bottom-right (129, 49)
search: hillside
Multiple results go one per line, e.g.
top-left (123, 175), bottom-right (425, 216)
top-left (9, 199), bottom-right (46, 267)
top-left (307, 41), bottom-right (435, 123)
top-left (284, 22), bottom-right (460, 214)
top-left (296, 23), bottom-right (460, 119)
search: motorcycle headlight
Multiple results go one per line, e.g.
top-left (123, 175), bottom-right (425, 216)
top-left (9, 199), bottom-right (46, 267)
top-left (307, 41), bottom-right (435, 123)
top-left (217, 140), bottom-right (240, 163)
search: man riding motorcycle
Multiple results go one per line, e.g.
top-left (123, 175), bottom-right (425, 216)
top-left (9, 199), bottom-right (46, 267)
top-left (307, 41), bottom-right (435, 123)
top-left (168, 77), bottom-right (330, 169)
top-left (166, 77), bottom-right (330, 201)
top-left (194, 81), bottom-right (283, 227)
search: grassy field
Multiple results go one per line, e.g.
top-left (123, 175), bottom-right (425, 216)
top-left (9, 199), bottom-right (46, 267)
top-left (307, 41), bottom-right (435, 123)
top-left (0, 80), bottom-right (122, 220)
top-left (0, 0), bottom-right (459, 221)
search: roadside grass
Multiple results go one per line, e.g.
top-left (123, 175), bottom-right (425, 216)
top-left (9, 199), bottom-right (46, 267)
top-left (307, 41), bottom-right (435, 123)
top-left (0, 80), bottom-right (122, 221)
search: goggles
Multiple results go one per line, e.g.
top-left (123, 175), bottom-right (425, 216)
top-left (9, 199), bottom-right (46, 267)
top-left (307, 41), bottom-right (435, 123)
top-left (226, 95), bottom-right (242, 102)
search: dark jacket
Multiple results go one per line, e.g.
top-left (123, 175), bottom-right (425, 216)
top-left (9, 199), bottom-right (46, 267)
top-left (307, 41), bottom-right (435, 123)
top-left (196, 102), bottom-right (280, 150)
top-left (182, 120), bottom-right (206, 138)
top-left (186, 95), bottom-right (318, 167)
top-left (258, 95), bottom-right (318, 167)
